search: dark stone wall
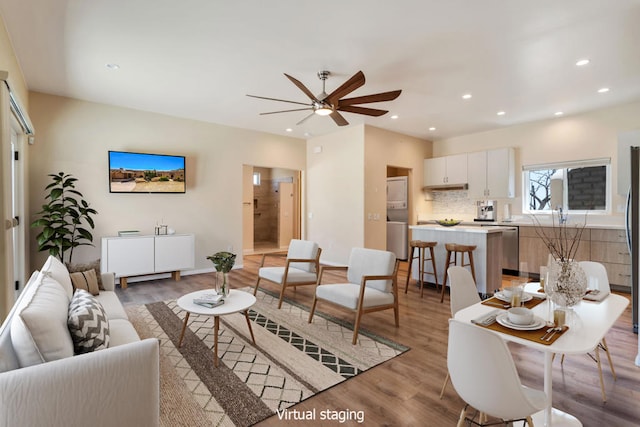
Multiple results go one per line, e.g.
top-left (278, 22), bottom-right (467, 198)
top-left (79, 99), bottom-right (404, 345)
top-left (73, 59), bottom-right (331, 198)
top-left (567, 166), bottom-right (606, 210)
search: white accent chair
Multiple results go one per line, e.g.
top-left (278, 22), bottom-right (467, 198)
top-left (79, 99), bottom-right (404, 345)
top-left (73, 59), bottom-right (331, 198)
top-left (440, 266), bottom-right (481, 399)
top-left (308, 248), bottom-right (399, 345)
top-left (567, 260), bottom-right (616, 402)
top-left (447, 319), bottom-right (547, 426)
top-left (253, 239), bottom-right (322, 309)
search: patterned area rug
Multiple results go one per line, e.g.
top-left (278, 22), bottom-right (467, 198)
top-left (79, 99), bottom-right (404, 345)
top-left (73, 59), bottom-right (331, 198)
top-left (126, 288), bottom-right (409, 427)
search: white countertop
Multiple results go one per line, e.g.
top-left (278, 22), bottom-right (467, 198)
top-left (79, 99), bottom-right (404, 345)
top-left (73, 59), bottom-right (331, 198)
top-left (417, 219), bottom-right (625, 230)
top-left (410, 224), bottom-right (512, 233)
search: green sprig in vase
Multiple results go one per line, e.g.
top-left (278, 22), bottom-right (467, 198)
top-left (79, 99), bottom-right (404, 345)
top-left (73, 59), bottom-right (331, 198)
top-left (206, 251), bottom-right (236, 297)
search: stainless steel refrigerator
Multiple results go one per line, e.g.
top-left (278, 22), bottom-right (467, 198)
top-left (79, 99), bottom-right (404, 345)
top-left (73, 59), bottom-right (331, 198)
top-left (620, 131), bottom-right (640, 366)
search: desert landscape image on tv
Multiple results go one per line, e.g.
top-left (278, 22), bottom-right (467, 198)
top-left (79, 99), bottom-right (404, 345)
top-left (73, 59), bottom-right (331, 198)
top-left (109, 151), bottom-right (186, 193)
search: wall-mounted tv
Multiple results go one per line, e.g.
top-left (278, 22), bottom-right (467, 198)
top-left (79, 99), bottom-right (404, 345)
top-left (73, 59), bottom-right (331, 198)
top-left (108, 151), bottom-right (186, 193)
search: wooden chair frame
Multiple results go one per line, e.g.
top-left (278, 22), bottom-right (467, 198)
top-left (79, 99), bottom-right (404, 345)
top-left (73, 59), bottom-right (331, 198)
top-left (308, 260), bottom-right (400, 345)
top-left (253, 248), bottom-right (322, 309)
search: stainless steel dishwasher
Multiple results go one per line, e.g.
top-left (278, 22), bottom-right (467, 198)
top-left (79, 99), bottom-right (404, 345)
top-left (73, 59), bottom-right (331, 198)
top-left (482, 225), bottom-right (519, 273)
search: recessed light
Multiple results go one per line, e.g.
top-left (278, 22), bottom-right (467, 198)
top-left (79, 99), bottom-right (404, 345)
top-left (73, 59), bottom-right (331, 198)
top-left (554, 111), bottom-right (564, 116)
top-left (429, 127), bottom-right (436, 131)
top-left (285, 128), bottom-right (292, 132)
top-left (575, 59), bottom-right (590, 66)
top-left (390, 115), bottom-right (399, 119)
top-left (462, 94), bottom-right (472, 100)
top-left (105, 63), bottom-right (120, 70)
top-left (597, 87), bottom-right (610, 93)
top-left (497, 111), bottom-right (506, 116)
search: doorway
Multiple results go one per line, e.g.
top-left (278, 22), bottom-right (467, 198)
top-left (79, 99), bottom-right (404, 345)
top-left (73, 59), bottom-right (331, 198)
top-left (242, 165), bottom-right (301, 254)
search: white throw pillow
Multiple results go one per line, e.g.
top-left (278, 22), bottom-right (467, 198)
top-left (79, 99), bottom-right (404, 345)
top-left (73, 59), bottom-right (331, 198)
top-left (41, 255), bottom-right (73, 300)
top-left (68, 289), bottom-right (110, 354)
top-left (10, 272), bottom-right (74, 367)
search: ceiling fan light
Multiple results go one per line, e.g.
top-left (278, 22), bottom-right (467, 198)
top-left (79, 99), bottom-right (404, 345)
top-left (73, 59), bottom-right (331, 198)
top-left (315, 107), bottom-right (333, 116)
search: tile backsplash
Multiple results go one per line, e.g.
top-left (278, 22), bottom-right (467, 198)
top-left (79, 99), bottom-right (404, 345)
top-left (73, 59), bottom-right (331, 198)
top-left (431, 190), bottom-right (476, 218)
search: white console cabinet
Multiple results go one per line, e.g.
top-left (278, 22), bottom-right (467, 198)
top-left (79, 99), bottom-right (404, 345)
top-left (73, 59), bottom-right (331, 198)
top-left (101, 234), bottom-right (195, 288)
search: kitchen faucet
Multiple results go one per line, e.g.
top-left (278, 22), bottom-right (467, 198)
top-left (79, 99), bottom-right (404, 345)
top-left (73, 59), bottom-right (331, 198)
top-left (557, 206), bottom-right (568, 224)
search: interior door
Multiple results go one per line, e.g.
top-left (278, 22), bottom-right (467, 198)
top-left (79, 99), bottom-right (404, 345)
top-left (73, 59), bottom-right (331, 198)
top-left (10, 125), bottom-right (24, 297)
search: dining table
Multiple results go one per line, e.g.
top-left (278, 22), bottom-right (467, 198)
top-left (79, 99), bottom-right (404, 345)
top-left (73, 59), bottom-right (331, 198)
top-left (454, 283), bottom-right (629, 426)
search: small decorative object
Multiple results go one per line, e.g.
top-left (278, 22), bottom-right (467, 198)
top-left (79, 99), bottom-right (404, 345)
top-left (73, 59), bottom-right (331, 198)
top-left (206, 251), bottom-right (236, 297)
top-left (531, 212), bottom-right (588, 308)
top-left (435, 219), bottom-right (462, 227)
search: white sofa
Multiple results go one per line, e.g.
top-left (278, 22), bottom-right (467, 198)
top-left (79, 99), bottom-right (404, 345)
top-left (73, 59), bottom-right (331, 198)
top-left (0, 256), bottom-right (159, 427)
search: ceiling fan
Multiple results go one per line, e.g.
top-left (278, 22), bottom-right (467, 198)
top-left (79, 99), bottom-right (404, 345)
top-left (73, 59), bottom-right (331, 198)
top-left (247, 70), bottom-right (402, 126)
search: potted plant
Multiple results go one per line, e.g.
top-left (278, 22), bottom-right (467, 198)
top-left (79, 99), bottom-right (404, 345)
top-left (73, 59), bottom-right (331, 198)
top-left (31, 172), bottom-right (98, 264)
top-left (206, 251), bottom-right (236, 296)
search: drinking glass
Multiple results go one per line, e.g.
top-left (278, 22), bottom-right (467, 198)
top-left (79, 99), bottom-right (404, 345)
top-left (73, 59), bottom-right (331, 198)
top-left (509, 281), bottom-right (523, 307)
top-left (539, 266), bottom-right (548, 292)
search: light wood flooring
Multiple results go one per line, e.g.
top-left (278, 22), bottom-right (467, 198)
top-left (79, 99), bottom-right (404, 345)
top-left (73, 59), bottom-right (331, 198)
top-left (116, 255), bottom-right (640, 427)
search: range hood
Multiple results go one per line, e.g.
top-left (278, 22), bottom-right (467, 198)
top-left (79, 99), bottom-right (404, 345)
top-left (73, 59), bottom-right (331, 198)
top-left (422, 183), bottom-right (469, 191)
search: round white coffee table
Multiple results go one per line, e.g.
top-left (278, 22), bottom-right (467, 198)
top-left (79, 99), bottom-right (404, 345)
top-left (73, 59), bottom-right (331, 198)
top-left (176, 289), bottom-right (257, 367)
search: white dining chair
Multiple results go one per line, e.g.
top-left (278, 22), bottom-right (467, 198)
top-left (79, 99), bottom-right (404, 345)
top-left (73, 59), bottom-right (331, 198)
top-left (253, 239), bottom-right (322, 309)
top-left (561, 260), bottom-right (616, 402)
top-left (447, 319), bottom-right (547, 426)
top-left (440, 266), bottom-right (481, 399)
top-left (308, 247), bottom-right (399, 345)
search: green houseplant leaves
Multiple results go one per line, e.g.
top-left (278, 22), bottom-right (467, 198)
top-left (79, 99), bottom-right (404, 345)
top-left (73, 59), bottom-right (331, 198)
top-left (31, 172), bottom-right (98, 264)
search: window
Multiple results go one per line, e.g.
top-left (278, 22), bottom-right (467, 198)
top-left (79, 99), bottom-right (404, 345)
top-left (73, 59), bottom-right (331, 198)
top-left (523, 158), bottom-right (611, 214)
top-left (253, 172), bottom-right (261, 186)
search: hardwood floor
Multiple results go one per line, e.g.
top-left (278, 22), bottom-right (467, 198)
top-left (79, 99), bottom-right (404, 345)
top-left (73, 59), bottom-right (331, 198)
top-left (116, 255), bottom-right (640, 427)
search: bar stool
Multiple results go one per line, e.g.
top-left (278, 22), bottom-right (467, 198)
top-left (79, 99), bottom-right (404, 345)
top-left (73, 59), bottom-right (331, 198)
top-left (404, 240), bottom-right (439, 298)
top-left (441, 243), bottom-right (476, 302)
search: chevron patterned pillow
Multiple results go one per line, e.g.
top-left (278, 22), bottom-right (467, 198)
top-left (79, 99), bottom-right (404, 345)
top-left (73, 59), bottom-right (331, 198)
top-left (67, 289), bottom-right (110, 354)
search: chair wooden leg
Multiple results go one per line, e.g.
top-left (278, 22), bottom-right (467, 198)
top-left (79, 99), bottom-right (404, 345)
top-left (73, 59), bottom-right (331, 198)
top-left (442, 250), bottom-right (452, 298)
top-left (467, 252), bottom-right (477, 283)
top-left (601, 337), bottom-right (617, 380)
top-left (525, 415), bottom-right (534, 426)
top-left (405, 246), bottom-right (415, 293)
top-left (277, 284), bottom-right (286, 309)
top-left (253, 277), bottom-right (261, 296)
top-left (419, 248), bottom-right (425, 298)
top-left (430, 246), bottom-right (439, 291)
top-left (595, 345), bottom-right (607, 402)
top-left (352, 308), bottom-right (364, 345)
top-left (456, 406), bottom-right (467, 427)
top-left (439, 372), bottom-right (450, 399)
top-left (308, 296), bottom-right (318, 323)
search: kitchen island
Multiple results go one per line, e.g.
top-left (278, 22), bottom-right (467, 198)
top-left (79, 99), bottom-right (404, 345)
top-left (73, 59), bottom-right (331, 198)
top-left (409, 224), bottom-right (511, 295)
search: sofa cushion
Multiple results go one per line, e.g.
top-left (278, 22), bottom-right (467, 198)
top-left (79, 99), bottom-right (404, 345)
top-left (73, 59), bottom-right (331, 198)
top-left (70, 269), bottom-right (100, 296)
top-left (108, 319), bottom-right (141, 346)
top-left (41, 255), bottom-right (73, 300)
top-left (67, 259), bottom-right (103, 290)
top-left (68, 289), bottom-right (110, 354)
top-left (10, 272), bottom-right (74, 367)
top-left (95, 292), bottom-right (129, 321)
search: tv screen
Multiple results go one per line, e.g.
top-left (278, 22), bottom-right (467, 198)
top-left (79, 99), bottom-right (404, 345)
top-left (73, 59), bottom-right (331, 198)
top-left (108, 151), bottom-right (186, 193)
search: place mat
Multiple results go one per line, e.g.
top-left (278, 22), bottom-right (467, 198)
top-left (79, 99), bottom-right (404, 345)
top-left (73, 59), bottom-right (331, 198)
top-left (481, 295), bottom-right (546, 310)
top-left (480, 321), bottom-right (569, 346)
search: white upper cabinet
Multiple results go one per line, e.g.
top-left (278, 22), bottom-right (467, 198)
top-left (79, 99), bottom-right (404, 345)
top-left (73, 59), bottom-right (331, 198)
top-left (467, 147), bottom-right (515, 199)
top-left (423, 153), bottom-right (468, 187)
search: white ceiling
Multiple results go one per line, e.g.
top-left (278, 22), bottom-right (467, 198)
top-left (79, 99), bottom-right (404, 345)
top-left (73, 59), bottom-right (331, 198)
top-left (2, 0), bottom-right (640, 141)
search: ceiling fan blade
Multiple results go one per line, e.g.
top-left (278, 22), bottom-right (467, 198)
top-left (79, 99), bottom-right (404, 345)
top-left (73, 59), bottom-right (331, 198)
top-left (330, 111), bottom-right (349, 126)
top-left (284, 73), bottom-right (319, 102)
top-left (246, 94), bottom-right (311, 107)
top-left (260, 108), bottom-right (313, 115)
top-left (338, 90), bottom-right (402, 106)
top-left (338, 105), bottom-right (388, 117)
top-left (326, 71), bottom-right (366, 104)
top-left (296, 112), bottom-right (316, 125)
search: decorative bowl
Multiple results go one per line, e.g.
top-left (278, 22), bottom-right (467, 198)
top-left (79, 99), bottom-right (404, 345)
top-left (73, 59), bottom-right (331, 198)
top-left (435, 219), bottom-right (462, 227)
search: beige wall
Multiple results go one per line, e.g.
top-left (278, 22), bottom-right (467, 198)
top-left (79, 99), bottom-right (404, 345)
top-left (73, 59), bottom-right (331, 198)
top-left (0, 13), bottom-right (28, 109)
top-left (307, 124), bottom-right (431, 265)
top-left (433, 101), bottom-right (640, 218)
top-left (364, 125), bottom-right (432, 249)
top-left (27, 92), bottom-right (306, 272)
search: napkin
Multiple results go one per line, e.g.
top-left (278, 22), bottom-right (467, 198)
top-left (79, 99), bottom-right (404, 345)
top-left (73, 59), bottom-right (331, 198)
top-left (471, 309), bottom-right (502, 326)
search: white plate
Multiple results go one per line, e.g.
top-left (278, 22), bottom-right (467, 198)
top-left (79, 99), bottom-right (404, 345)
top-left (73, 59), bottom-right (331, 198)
top-left (495, 291), bottom-right (533, 303)
top-left (496, 313), bottom-right (546, 331)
